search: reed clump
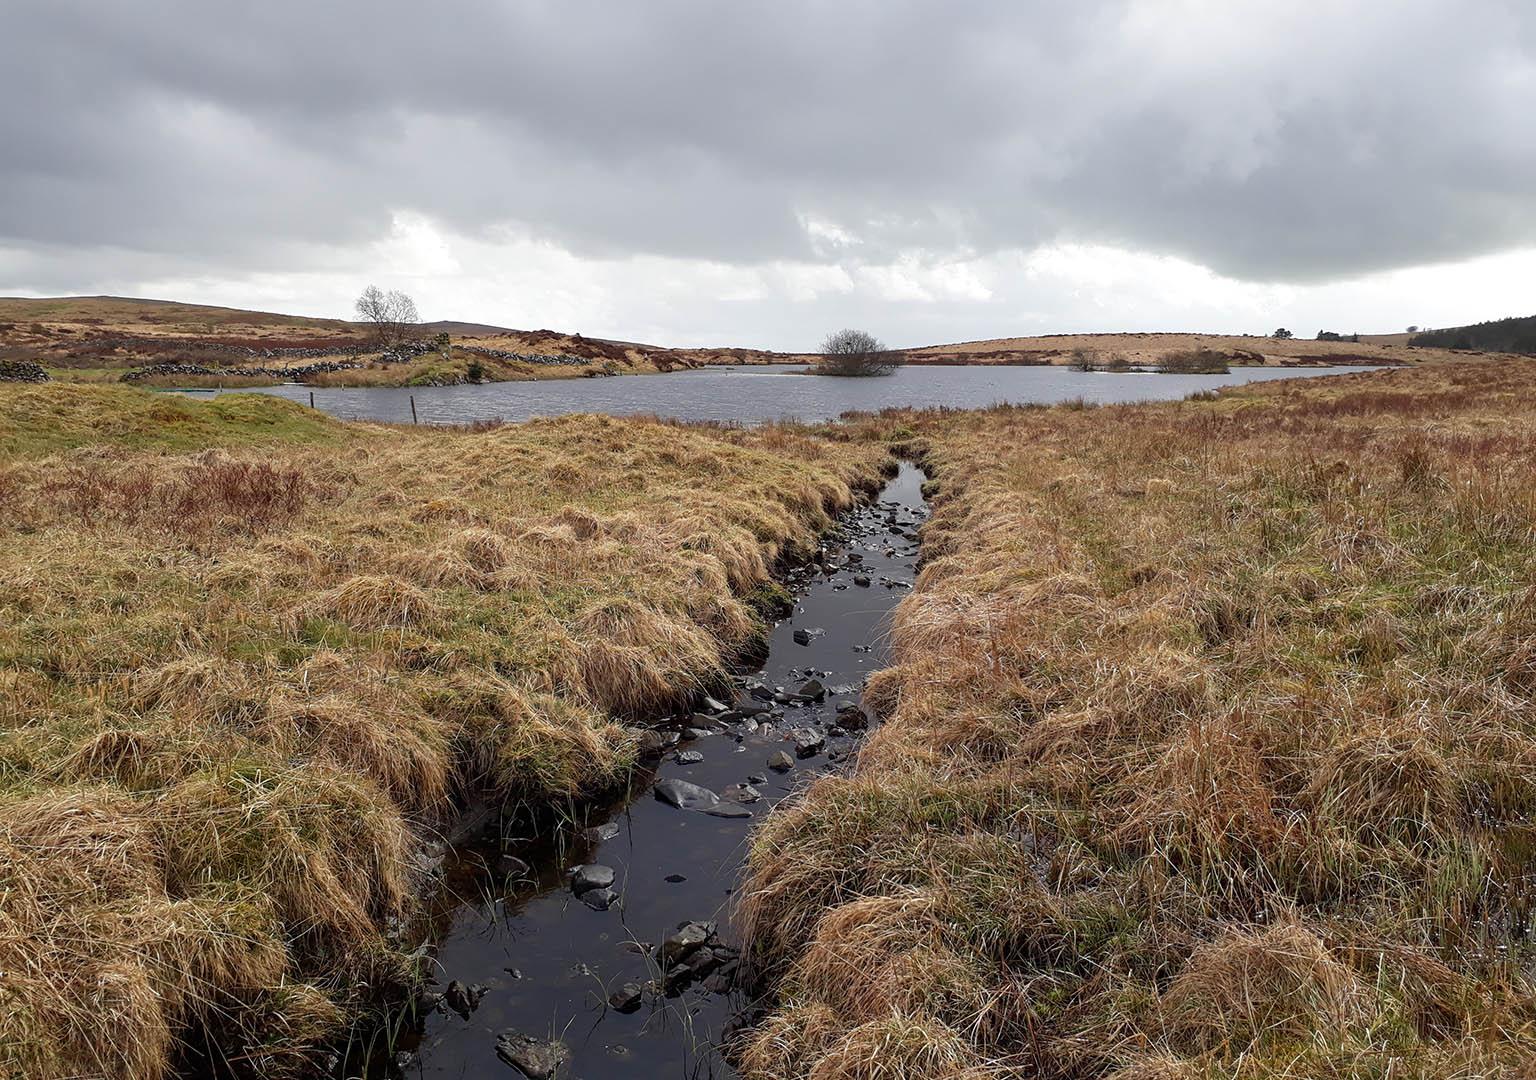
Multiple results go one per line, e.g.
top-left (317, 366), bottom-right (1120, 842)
top-left (742, 360), bottom-right (1536, 1079)
top-left (0, 384), bottom-right (890, 1078)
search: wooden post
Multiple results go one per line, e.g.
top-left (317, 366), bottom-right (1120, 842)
top-left (309, 391), bottom-right (316, 409)
top-left (410, 396), bottom-right (418, 425)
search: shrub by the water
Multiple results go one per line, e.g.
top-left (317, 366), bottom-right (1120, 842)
top-left (1156, 347), bottom-right (1231, 373)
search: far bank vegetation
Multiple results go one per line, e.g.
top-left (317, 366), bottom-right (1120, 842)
top-left (1069, 346), bottom-right (1233, 373)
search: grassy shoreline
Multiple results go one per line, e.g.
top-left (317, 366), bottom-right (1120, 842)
top-left (0, 383), bottom-right (892, 1079)
top-left (742, 361), bottom-right (1536, 1078)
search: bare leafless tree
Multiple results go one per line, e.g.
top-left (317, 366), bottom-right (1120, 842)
top-left (354, 285), bottom-right (420, 346)
top-left (810, 328), bottom-right (902, 376)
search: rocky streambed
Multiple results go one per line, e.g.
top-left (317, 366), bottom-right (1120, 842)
top-left (337, 463), bottom-right (930, 1079)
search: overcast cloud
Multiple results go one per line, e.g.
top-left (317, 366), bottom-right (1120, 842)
top-left (3, 1), bottom-right (1534, 348)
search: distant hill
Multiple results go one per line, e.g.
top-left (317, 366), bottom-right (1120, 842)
top-left (1410, 316), bottom-right (1536, 354)
top-left (1, 295), bottom-right (1518, 380)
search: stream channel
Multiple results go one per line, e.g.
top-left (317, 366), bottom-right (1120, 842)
top-left (341, 463), bottom-right (930, 1079)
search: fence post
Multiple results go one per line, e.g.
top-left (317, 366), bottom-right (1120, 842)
top-left (309, 391), bottom-right (316, 410)
top-left (410, 396), bottom-right (418, 425)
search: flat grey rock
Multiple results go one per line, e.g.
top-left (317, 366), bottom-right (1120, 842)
top-left (653, 778), bottom-right (720, 810)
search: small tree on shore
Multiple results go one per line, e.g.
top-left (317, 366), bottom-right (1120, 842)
top-left (355, 285), bottom-right (420, 346)
top-left (1273, 327), bottom-right (1293, 339)
top-left (811, 328), bottom-right (901, 376)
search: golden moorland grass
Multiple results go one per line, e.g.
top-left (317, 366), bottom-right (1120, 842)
top-left (743, 360), bottom-right (1536, 1079)
top-left (0, 383), bottom-right (890, 1079)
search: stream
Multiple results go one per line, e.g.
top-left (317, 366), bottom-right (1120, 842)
top-left (340, 463), bottom-right (929, 1079)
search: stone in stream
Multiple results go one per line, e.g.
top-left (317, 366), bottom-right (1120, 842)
top-left (580, 886), bottom-right (618, 911)
top-left (674, 749), bottom-right (704, 765)
top-left (608, 982), bottom-right (644, 1013)
top-left (663, 944), bottom-right (726, 991)
top-left (494, 1030), bottom-right (571, 1079)
top-left (653, 778), bottom-right (720, 810)
top-left (658, 921), bottom-right (716, 966)
top-left (791, 627), bottom-right (825, 646)
top-left (853, 574), bottom-right (871, 587)
top-left (791, 678), bottom-right (826, 702)
top-left (702, 802), bottom-right (753, 819)
top-left (747, 773), bottom-right (768, 785)
top-left (792, 727), bottom-right (826, 758)
top-left (699, 695), bottom-right (730, 714)
top-left (748, 684), bottom-right (777, 702)
top-left (569, 864), bottom-right (615, 894)
top-left (664, 873), bottom-right (687, 883)
top-left (835, 705), bottom-right (870, 731)
top-left (444, 980), bottom-right (487, 1018)
top-left (580, 822), bottom-right (620, 844)
top-left (631, 728), bottom-right (680, 754)
top-left (767, 750), bottom-right (795, 772)
top-left (727, 783), bottom-right (762, 803)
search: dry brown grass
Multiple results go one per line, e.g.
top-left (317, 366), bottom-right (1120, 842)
top-left (742, 360), bottom-right (1536, 1079)
top-left (0, 384), bottom-right (890, 1078)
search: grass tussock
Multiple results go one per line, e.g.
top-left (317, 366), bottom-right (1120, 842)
top-left (742, 360), bottom-right (1536, 1079)
top-left (0, 383), bottom-right (890, 1078)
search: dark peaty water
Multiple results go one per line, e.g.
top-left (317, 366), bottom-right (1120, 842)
top-left (338, 465), bottom-right (930, 1079)
top-left (186, 363), bottom-right (1381, 426)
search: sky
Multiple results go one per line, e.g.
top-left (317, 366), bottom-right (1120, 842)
top-left (2, 0), bottom-right (1534, 350)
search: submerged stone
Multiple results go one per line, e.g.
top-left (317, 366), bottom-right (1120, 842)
top-left (631, 728), bottom-right (680, 754)
top-left (768, 750), bottom-right (795, 772)
top-left (581, 822), bottom-right (620, 844)
top-left (580, 887), bottom-right (618, 911)
top-left (444, 980), bottom-right (487, 1018)
top-left (701, 802), bottom-right (752, 819)
top-left (494, 1030), bottom-right (570, 1079)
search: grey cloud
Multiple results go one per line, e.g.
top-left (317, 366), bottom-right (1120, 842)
top-left (2, 0), bottom-right (1535, 287)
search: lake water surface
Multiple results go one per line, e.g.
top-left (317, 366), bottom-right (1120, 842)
top-left (195, 363), bottom-right (1381, 425)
